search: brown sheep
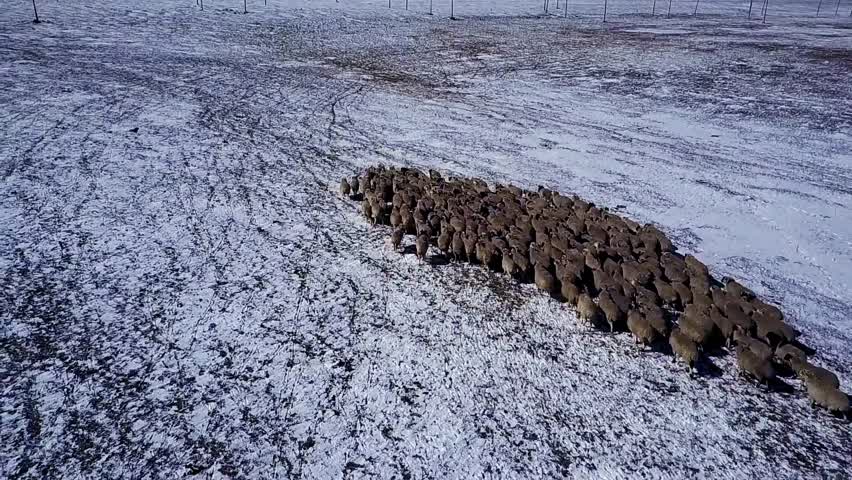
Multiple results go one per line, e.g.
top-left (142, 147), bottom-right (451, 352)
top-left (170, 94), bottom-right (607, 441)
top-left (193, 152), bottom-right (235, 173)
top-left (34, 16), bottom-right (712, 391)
top-left (679, 310), bottom-right (715, 348)
top-left (598, 290), bottom-right (623, 332)
top-left (709, 307), bottom-right (734, 347)
top-left (534, 265), bottom-right (556, 293)
top-left (391, 227), bottom-right (404, 252)
top-left (672, 282), bottom-right (692, 307)
top-left (724, 302), bottom-right (753, 332)
top-left (736, 345), bottom-right (776, 386)
top-left (643, 305), bottom-right (669, 337)
top-left (627, 309), bottom-right (656, 348)
top-left (669, 328), bottom-right (700, 372)
top-left (790, 358), bottom-right (840, 389)
top-left (775, 343), bottom-right (806, 366)
top-left (806, 379), bottom-right (850, 414)
top-left (415, 234), bottom-right (429, 261)
top-left (452, 232), bottom-right (465, 261)
top-left (733, 330), bottom-right (773, 362)
top-left (654, 279), bottom-right (679, 306)
top-left (561, 279), bottom-right (580, 306)
top-left (577, 293), bottom-right (600, 328)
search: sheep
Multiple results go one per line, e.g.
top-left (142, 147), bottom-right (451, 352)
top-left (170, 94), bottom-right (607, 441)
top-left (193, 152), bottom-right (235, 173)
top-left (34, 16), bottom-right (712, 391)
top-left (361, 198), bottom-right (372, 220)
top-left (709, 307), bottom-right (734, 347)
top-left (789, 357), bottom-right (840, 389)
top-left (576, 293), bottom-right (600, 328)
top-left (561, 278), bottom-right (580, 306)
top-left (724, 278), bottom-right (752, 299)
top-left (805, 379), bottom-right (850, 414)
top-left (452, 232), bottom-right (465, 261)
top-left (598, 290), bottom-right (623, 332)
top-left (627, 309), bottom-right (656, 348)
top-left (437, 229), bottom-right (451, 254)
top-left (679, 310), bottom-right (715, 348)
top-left (736, 345), bottom-right (776, 386)
top-left (643, 305), bottom-right (669, 337)
top-left (501, 251), bottom-right (518, 276)
top-left (669, 328), bottom-right (700, 372)
top-left (654, 279), bottom-right (679, 306)
top-left (622, 261), bottom-right (651, 286)
top-left (733, 330), bottom-right (773, 361)
top-left (775, 344), bottom-right (806, 366)
top-left (391, 227), bottom-right (404, 252)
top-left (724, 302), bottom-right (753, 332)
top-left (340, 177), bottom-right (351, 196)
top-left (684, 254), bottom-right (709, 276)
top-left (672, 282), bottom-right (692, 307)
top-left (415, 234), bottom-right (429, 261)
top-left (753, 312), bottom-right (798, 347)
top-left (534, 265), bottom-right (556, 293)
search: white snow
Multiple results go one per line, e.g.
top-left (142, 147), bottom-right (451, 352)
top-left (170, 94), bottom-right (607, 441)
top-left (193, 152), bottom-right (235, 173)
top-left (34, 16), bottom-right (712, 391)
top-left (1, 0), bottom-right (851, 478)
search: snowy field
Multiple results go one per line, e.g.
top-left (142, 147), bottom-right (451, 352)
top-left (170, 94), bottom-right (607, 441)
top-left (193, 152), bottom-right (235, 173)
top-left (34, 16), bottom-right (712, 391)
top-left (2, 0), bottom-right (852, 478)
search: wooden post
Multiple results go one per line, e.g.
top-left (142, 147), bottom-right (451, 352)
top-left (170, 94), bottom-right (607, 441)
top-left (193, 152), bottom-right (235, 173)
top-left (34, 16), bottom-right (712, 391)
top-left (835, 0), bottom-right (841, 16)
top-left (451, 0), bottom-right (455, 19)
top-left (748, 0), bottom-right (754, 18)
top-left (762, 0), bottom-right (768, 23)
top-left (693, 0), bottom-right (700, 15)
top-left (405, 0), bottom-right (408, 10)
top-left (32, 0), bottom-right (40, 23)
top-left (652, 0), bottom-right (657, 15)
top-left (244, 0), bottom-right (248, 14)
top-left (667, 0), bottom-right (672, 18)
top-left (817, 0), bottom-right (823, 16)
top-left (429, 0), bottom-right (433, 15)
top-left (603, 0), bottom-right (608, 22)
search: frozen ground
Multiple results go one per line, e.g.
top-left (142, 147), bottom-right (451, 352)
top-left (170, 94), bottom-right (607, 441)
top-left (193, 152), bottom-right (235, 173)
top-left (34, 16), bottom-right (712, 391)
top-left (1, 0), bottom-right (851, 478)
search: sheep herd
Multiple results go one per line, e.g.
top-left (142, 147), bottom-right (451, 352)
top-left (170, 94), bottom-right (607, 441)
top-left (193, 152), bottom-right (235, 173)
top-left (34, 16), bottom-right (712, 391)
top-left (341, 165), bottom-right (849, 416)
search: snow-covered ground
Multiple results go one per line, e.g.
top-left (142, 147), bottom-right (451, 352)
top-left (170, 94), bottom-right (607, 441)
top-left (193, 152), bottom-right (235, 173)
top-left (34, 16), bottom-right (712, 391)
top-left (1, 0), bottom-right (851, 478)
